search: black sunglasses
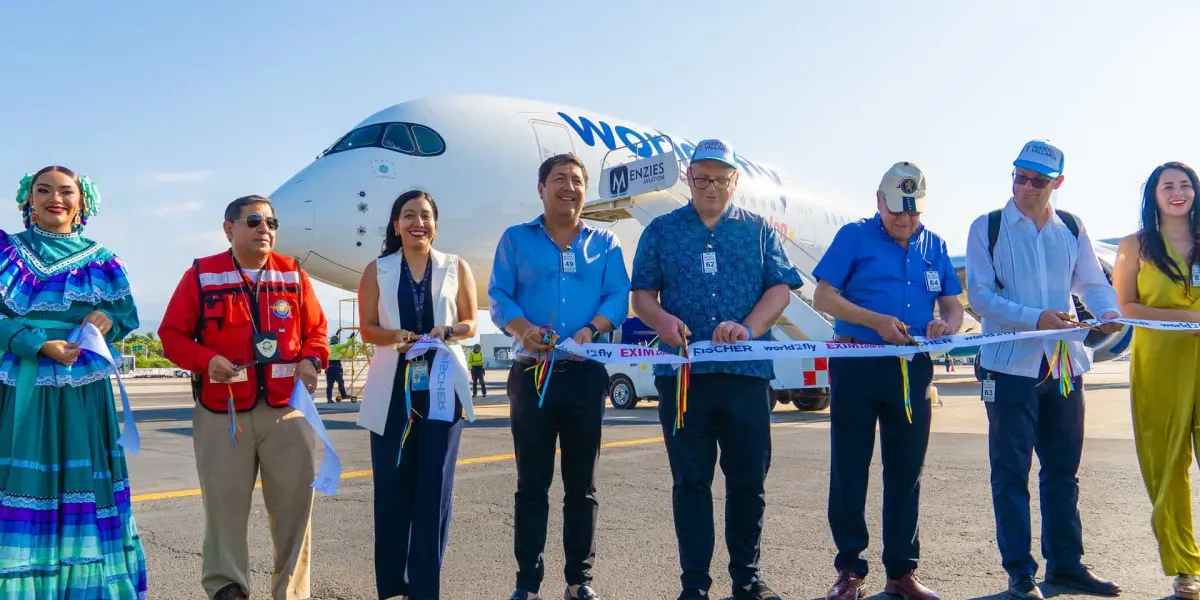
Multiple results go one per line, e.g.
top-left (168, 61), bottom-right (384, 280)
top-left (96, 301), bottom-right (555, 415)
top-left (1013, 172), bottom-right (1053, 189)
top-left (234, 215), bottom-right (279, 230)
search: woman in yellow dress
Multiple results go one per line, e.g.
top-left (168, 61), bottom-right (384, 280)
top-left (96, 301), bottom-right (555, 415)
top-left (1113, 161), bottom-right (1200, 599)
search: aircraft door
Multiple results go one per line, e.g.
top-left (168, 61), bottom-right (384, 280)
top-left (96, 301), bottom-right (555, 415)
top-left (531, 120), bottom-right (575, 163)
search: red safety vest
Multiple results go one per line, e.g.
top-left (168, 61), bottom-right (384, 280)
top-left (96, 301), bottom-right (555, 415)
top-left (158, 250), bottom-right (329, 413)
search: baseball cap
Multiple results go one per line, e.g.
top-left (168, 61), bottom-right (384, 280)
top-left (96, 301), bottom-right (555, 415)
top-left (690, 139), bottom-right (738, 169)
top-left (1013, 140), bottom-right (1064, 178)
top-left (878, 162), bottom-right (927, 213)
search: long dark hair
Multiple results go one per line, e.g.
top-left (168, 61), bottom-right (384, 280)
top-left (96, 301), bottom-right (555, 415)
top-left (379, 189), bottom-right (439, 257)
top-left (1137, 161), bottom-right (1200, 284)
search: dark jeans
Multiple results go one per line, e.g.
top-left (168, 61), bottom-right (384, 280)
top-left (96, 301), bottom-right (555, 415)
top-left (654, 372), bottom-right (772, 593)
top-left (508, 359), bottom-right (608, 593)
top-left (828, 354), bottom-right (933, 580)
top-left (980, 360), bottom-right (1085, 578)
top-left (369, 388), bottom-right (465, 600)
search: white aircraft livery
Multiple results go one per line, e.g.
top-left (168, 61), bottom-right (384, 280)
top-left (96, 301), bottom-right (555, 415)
top-left (267, 94), bottom-right (1132, 405)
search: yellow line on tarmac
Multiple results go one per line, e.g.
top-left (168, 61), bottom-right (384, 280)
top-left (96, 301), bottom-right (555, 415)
top-left (130, 435), bottom-right (666, 504)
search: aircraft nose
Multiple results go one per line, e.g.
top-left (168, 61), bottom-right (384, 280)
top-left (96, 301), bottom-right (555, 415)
top-left (270, 178), bottom-right (315, 262)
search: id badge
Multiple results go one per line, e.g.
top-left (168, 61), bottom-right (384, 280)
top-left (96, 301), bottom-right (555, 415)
top-left (229, 368), bottom-right (249, 383)
top-left (562, 251), bottom-right (577, 273)
top-left (1191, 265), bottom-right (1200, 286)
top-left (702, 251), bottom-right (718, 274)
top-left (410, 359), bottom-right (430, 391)
top-left (253, 332), bottom-right (280, 363)
top-left (981, 379), bottom-right (996, 402)
top-left (925, 270), bottom-right (941, 292)
top-left (271, 363), bottom-right (296, 379)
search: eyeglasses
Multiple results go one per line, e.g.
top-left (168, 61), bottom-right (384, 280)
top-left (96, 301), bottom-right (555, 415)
top-left (233, 215), bottom-right (279, 230)
top-left (691, 176), bottom-right (733, 190)
top-left (1013, 172), bottom-right (1053, 189)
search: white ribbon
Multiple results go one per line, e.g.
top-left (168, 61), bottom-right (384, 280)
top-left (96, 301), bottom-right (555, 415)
top-left (68, 323), bottom-right (139, 454)
top-left (556, 318), bottom-right (1186, 366)
top-left (287, 379), bottom-right (343, 496)
top-left (405, 337), bottom-right (460, 423)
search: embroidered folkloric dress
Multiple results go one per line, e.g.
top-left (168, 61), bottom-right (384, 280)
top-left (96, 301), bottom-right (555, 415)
top-left (0, 226), bottom-right (147, 598)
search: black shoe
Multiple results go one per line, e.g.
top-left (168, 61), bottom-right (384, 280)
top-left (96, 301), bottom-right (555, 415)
top-left (1045, 565), bottom-right (1121, 596)
top-left (566, 585), bottom-right (599, 599)
top-left (214, 584), bottom-right (248, 600)
top-left (734, 581), bottom-right (783, 600)
top-left (677, 590), bottom-right (707, 600)
top-left (508, 589), bottom-right (538, 600)
top-left (1007, 575), bottom-right (1044, 600)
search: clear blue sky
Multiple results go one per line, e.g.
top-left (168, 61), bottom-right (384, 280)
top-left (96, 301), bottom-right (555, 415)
top-left (1, 0), bottom-right (1195, 333)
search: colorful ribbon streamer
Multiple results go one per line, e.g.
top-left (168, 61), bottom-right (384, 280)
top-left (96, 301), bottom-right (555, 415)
top-left (397, 362), bottom-right (416, 466)
top-left (1040, 339), bottom-right (1076, 397)
top-left (900, 358), bottom-right (912, 424)
top-left (227, 385), bottom-right (242, 446)
top-left (525, 326), bottom-right (559, 408)
top-left (674, 335), bottom-right (690, 435)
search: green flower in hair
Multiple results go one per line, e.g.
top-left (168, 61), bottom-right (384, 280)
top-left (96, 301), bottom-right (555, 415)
top-left (78, 174), bottom-right (101, 217)
top-left (14, 172), bottom-right (34, 210)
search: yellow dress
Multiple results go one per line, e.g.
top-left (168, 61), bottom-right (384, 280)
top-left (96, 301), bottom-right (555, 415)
top-left (1131, 245), bottom-right (1200, 576)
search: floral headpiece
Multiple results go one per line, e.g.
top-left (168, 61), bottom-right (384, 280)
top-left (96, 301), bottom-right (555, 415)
top-left (15, 170), bottom-right (102, 228)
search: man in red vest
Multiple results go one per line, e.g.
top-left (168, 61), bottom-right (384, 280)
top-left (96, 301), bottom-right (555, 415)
top-left (159, 194), bottom-right (330, 600)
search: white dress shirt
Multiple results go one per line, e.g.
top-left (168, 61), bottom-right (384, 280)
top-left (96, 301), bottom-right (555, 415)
top-left (965, 198), bottom-right (1120, 379)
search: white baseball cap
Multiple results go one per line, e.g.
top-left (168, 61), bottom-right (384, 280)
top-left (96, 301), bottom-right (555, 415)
top-left (1013, 140), bottom-right (1064, 178)
top-left (878, 162), bottom-right (926, 213)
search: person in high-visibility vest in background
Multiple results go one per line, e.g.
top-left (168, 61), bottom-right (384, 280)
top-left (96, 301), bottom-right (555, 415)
top-left (468, 343), bottom-right (486, 397)
top-left (326, 330), bottom-right (353, 402)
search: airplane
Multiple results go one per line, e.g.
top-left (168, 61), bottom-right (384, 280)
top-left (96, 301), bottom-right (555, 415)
top-left (266, 94), bottom-right (1133, 409)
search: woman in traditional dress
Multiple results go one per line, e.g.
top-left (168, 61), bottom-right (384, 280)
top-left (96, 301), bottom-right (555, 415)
top-left (0, 166), bottom-right (147, 598)
top-left (356, 190), bottom-right (478, 600)
top-left (1113, 161), bottom-right (1200, 599)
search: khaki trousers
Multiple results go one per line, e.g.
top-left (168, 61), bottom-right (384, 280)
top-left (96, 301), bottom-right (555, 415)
top-left (193, 401), bottom-right (318, 600)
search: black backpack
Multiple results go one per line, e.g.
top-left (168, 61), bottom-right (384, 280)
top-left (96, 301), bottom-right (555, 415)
top-left (986, 208), bottom-right (1079, 290)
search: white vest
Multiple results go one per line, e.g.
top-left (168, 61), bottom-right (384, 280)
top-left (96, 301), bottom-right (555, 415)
top-left (356, 248), bottom-right (474, 435)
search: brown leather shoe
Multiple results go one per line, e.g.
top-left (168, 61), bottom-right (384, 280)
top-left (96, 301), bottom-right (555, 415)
top-left (884, 572), bottom-right (940, 600)
top-left (827, 570), bottom-right (866, 600)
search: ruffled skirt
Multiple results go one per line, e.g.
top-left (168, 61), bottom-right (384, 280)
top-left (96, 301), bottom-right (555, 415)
top-left (0, 376), bottom-right (147, 598)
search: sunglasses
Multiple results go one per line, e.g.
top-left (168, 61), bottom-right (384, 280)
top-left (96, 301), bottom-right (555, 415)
top-left (233, 215), bottom-right (279, 230)
top-left (1013, 173), bottom-right (1054, 189)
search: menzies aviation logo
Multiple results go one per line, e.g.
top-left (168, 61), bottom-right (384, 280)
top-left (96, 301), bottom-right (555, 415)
top-left (609, 165), bottom-right (629, 197)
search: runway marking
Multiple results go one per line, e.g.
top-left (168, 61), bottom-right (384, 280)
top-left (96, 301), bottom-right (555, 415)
top-left (130, 435), bottom-right (667, 504)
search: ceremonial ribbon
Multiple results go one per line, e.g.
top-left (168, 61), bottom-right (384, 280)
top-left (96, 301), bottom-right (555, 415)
top-left (397, 361), bottom-right (418, 467)
top-left (674, 334), bottom-right (690, 435)
top-left (1039, 339), bottom-right (1076, 397)
top-left (900, 359), bottom-right (911, 424)
top-left (286, 379), bottom-right (344, 495)
top-left (12, 321), bottom-right (140, 456)
top-left (526, 326), bottom-right (559, 408)
top-left (226, 386), bottom-right (242, 446)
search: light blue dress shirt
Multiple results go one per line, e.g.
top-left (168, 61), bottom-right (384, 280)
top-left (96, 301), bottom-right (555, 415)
top-left (488, 215), bottom-right (631, 359)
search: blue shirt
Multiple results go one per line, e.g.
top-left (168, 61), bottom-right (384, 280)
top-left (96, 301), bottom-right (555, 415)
top-left (812, 214), bottom-right (962, 345)
top-left (630, 203), bottom-right (804, 379)
top-left (488, 216), bottom-right (631, 358)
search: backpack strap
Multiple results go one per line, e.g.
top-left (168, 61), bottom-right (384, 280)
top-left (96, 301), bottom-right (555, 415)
top-left (987, 210), bottom-right (1003, 289)
top-left (1056, 209), bottom-right (1080, 238)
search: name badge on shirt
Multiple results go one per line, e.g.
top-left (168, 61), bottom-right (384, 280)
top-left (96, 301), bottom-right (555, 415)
top-left (562, 251), bottom-right (576, 274)
top-left (1191, 265), bottom-right (1200, 286)
top-left (925, 270), bottom-right (941, 292)
top-left (981, 379), bottom-right (996, 403)
top-left (702, 252), bottom-right (718, 274)
top-left (410, 359), bottom-right (430, 391)
top-left (271, 363), bottom-right (296, 379)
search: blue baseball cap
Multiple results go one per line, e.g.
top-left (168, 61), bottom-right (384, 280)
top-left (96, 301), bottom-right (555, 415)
top-left (690, 139), bottom-right (738, 170)
top-left (1013, 140), bottom-right (1064, 178)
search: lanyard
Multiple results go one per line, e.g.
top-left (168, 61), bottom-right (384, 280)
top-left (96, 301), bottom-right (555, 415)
top-left (230, 252), bottom-right (268, 334)
top-left (402, 257), bottom-right (432, 321)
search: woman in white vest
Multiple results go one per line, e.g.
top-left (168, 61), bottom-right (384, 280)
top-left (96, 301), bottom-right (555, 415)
top-left (355, 189), bottom-right (478, 600)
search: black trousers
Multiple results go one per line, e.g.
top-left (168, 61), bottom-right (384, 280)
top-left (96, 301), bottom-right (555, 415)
top-left (471, 365), bottom-right (486, 396)
top-left (980, 360), bottom-right (1085, 578)
top-left (828, 354), bottom-right (933, 580)
top-left (325, 360), bottom-right (347, 401)
top-left (508, 358), bottom-right (608, 593)
top-left (654, 372), bottom-right (772, 593)
top-left (369, 387), bottom-right (465, 600)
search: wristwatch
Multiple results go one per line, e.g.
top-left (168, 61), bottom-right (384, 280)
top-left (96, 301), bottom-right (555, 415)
top-left (585, 323), bottom-right (599, 341)
top-left (304, 356), bottom-right (322, 372)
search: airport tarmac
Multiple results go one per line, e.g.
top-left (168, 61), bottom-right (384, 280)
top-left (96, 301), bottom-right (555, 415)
top-left (123, 361), bottom-right (1184, 600)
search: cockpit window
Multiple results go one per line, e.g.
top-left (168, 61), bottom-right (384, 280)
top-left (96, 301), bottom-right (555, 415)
top-left (382, 124), bottom-right (416, 153)
top-left (411, 125), bottom-right (445, 155)
top-left (330, 124), bottom-right (383, 153)
top-left (321, 122), bottom-right (446, 159)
